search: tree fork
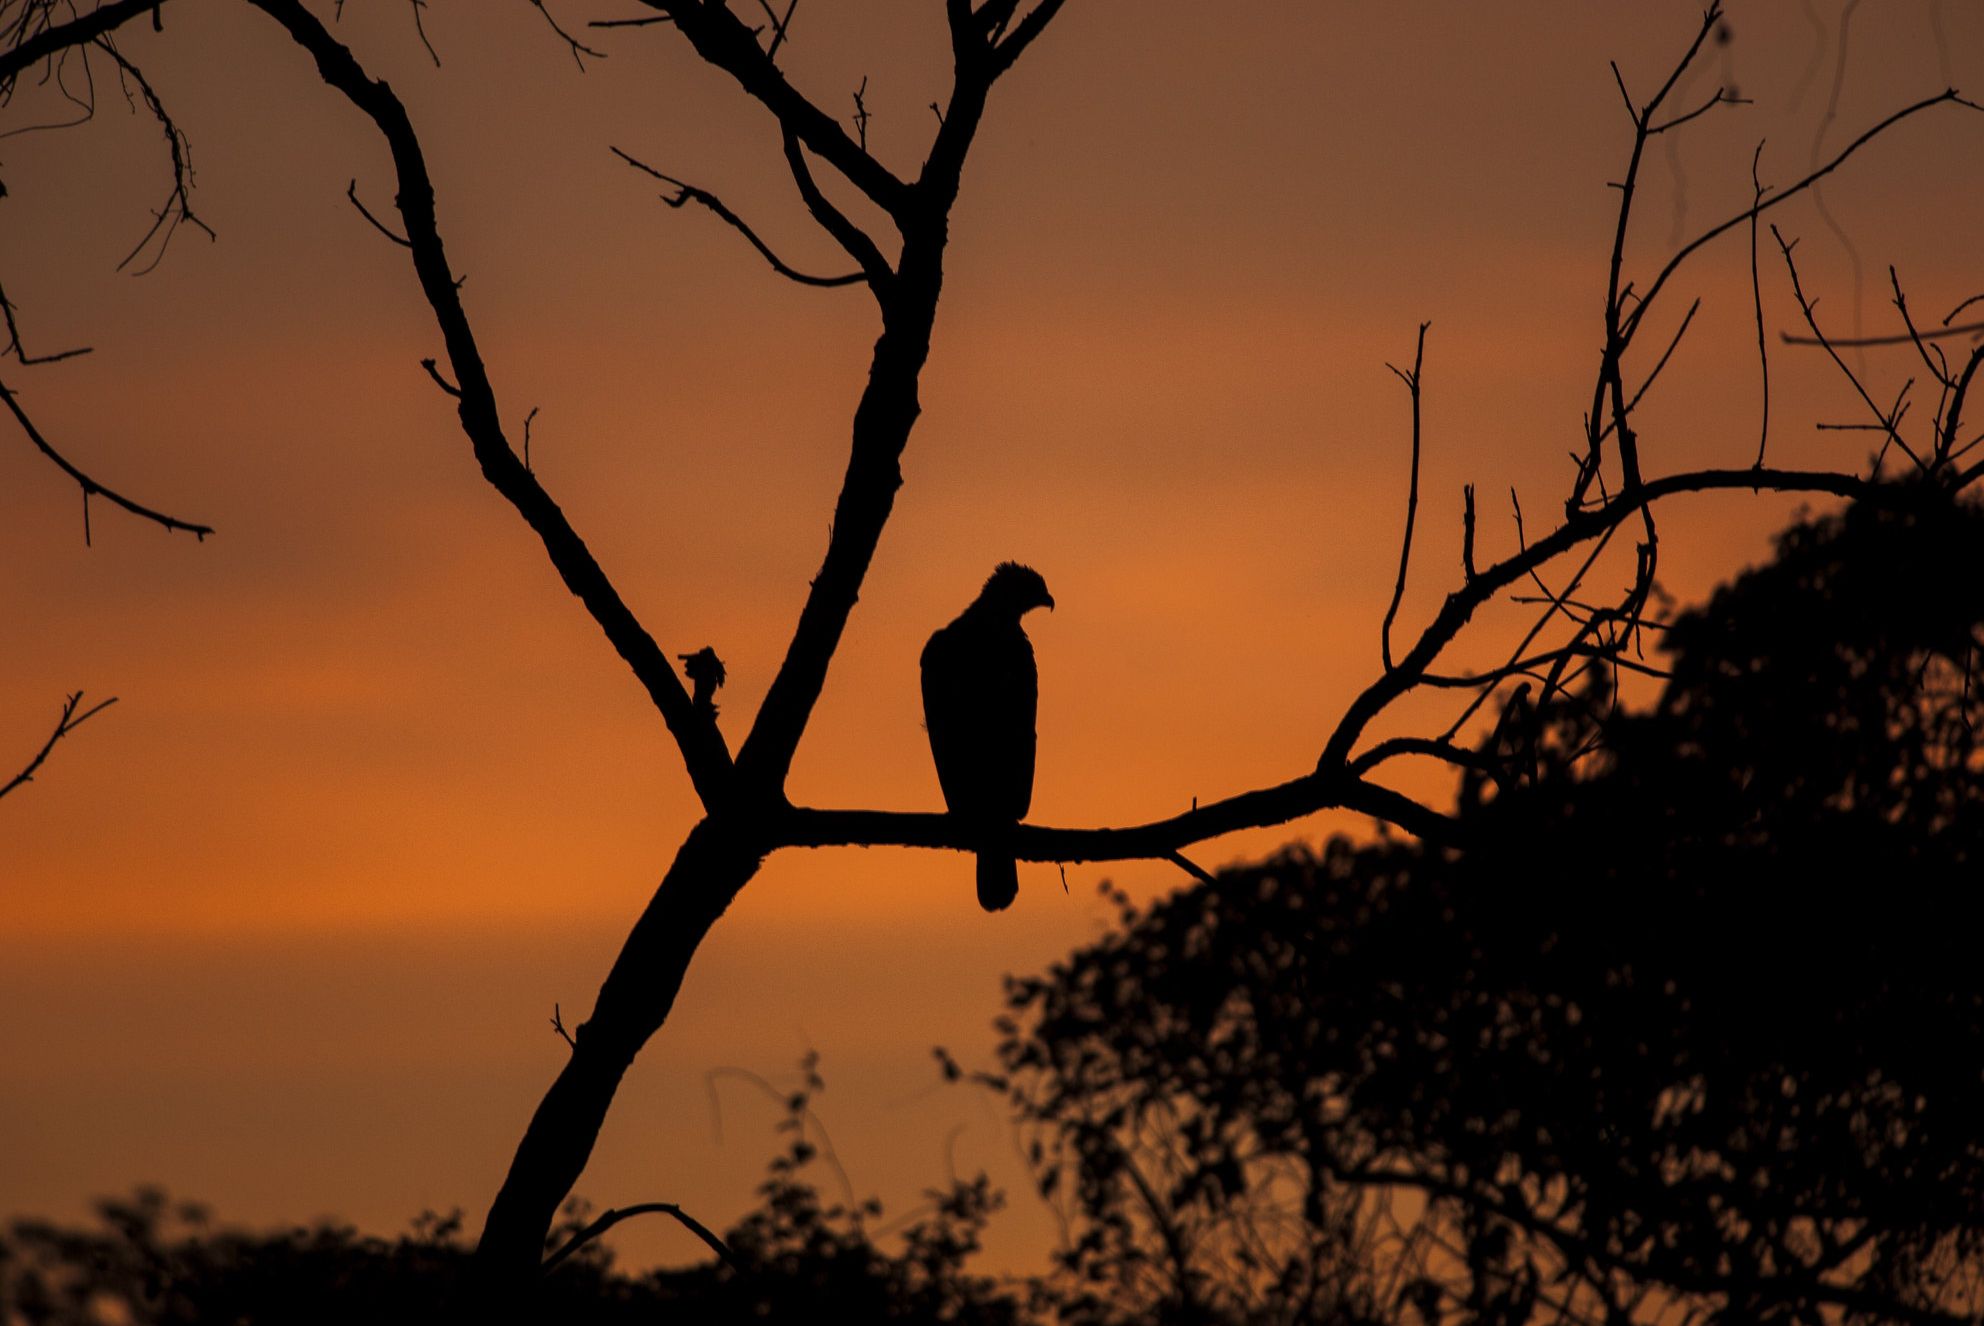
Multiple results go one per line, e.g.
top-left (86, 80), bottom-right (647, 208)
top-left (475, 218), bottom-right (959, 1310)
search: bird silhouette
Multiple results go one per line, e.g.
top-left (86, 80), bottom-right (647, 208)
top-left (921, 562), bottom-right (1053, 911)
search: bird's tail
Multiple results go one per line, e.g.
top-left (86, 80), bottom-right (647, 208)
top-left (976, 853), bottom-right (1018, 912)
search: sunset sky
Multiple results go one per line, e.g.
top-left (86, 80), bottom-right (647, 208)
top-left (3, 0), bottom-right (1980, 1274)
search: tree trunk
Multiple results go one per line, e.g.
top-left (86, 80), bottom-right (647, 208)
top-left (470, 212), bottom-right (954, 1321)
top-left (471, 814), bottom-right (768, 1313)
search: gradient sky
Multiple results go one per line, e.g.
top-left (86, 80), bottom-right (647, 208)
top-left (3, 0), bottom-right (1980, 1275)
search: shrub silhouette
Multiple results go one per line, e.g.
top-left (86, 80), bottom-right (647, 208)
top-left (0, 1061), bottom-right (1026, 1326)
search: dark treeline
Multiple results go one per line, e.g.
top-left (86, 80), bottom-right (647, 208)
top-left (992, 488), bottom-right (1984, 1326)
top-left (7, 491), bottom-right (1982, 1323)
top-left (0, 1061), bottom-right (1024, 1326)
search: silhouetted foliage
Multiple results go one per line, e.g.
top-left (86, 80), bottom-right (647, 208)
top-left (0, 1063), bottom-right (1028, 1325)
top-left (991, 491), bottom-right (1984, 1325)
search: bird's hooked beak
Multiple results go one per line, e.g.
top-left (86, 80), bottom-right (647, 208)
top-left (1042, 592), bottom-right (1056, 611)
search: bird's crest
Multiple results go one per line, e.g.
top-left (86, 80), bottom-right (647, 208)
top-left (982, 561), bottom-right (1054, 613)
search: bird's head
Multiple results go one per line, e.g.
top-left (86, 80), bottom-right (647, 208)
top-left (981, 561), bottom-right (1054, 616)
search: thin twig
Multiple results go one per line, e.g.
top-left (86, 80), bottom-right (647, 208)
top-left (1889, 268), bottom-right (1954, 388)
top-left (396, 0), bottom-right (439, 66)
top-left (1379, 323), bottom-right (1429, 672)
top-left (346, 178), bottom-right (411, 246)
top-left (1, 692), bottom-right (117, 802)
top-left (540, 1202), bottom-right (743, 1276)
top-left (1164, 850), bottom-right (1216, 887)
top-left (96, 39), bottom-right (214, 275)
top-left (1624, 89), bottom-right (1974, 347)
top-left (418, 357), bottom-right (461, 398)
top-left (1781, 319), bottom-right (1984, 348)
top-left (527, 0), bottom-right (605, 68)
top-left (1616, 296), bottom-right (1702, 434)
top-left (1648, 87), bottom-right (1749, 136)
top-left (1461, 483), bottom-right (1477, 583)
top-left (0, 281), bottom-right (92, 365)
top-left (754, 0), bottom-right (797, 61)
top-left (1944, 344), bottom-right (1984, 478)
top-left (1748, 143), bottom-right (1770, 467)
top-left (610, 147), bottom-right (862, 288)
top-left (0, 376), bottom-right (213, 539)
top-left (1772, 224), bottom-right (1922, 469)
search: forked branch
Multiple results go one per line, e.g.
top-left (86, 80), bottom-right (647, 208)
top-left (635, 0), bottom-right (909, 219)
top-left (1, 691), bottom-right (117, 803)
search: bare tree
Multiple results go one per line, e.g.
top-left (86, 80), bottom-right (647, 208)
top-left (4, 0), bottom-right (1980, 1313)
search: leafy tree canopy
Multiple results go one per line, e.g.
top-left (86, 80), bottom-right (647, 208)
top-left (992, 489), bottom-right (1984, 1326)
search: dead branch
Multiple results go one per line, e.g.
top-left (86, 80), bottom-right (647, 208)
top-left (345, 178), bottom-right (411, 247)
top-left (95, 38), bottom-right (214, 275)
top-left (527, 0), bottom-right (604, 68)
top-left (1748, 142), bottom-right (1770, 467)
top-left (778, 128), bottom-right (892, 287)
top-left (1780, 320), bottom-right (1984, 348)
top-left (1625, 89), bottom-right (1978, 347)
top-left (1379, 322), bottom-right (1429, 673)
top-left (1772, 224), bottom-right (1923, 470)
top-left (638, 0), bottom-right (909, 219)
top-left (609, 145), bottom-right (862, 287)
top-left (1460, 483), bottom-right (1477, 583)
top-left (539, 1201), bottom-right (742, 1277)
top-left (1, 691), bottom-right (116, 802)
top-left (0, 279), bottom-right (91, 364)
top-left (753, 0), bottom-right (797, 62)
top-left (1325, 465), bottom-right (1878, 774)
top-left (0, 375), bottom-right (212, 539)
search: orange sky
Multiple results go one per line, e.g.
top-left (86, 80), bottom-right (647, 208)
top-left (3, 0), bottom-right (1980, 1275)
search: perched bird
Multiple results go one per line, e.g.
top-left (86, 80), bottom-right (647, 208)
top-left (921, 562), bottom-right (1054, 911)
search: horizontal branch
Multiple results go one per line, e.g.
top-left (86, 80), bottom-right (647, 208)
top-left (1782, 318), bottom-right (1984, 348)
top-left (776, 770), bottom-right (1457, 869)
